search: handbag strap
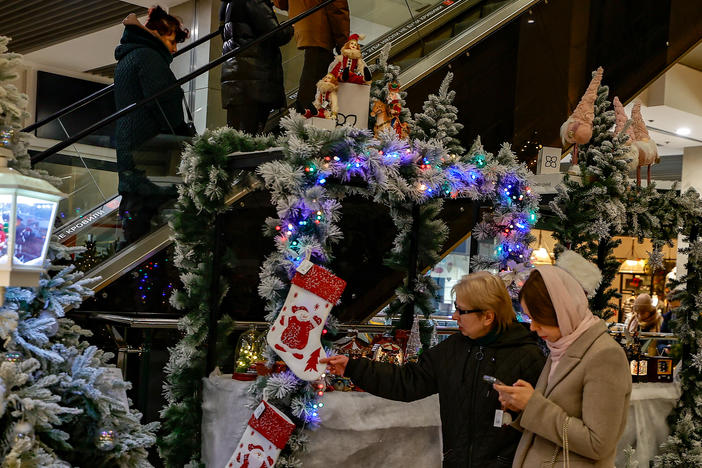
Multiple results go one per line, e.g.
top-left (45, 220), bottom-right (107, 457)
top-left (562, 416), bottom-right (570, 468)
top-left (547, 416), bottom-right (571, 468)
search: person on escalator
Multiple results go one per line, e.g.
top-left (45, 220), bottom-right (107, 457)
top-left (220, 0), bottom-right (293, 133)
top-left (273, 0), bottom-right (350, 115)
top-left (113, 6), bottom-right (192, 244)
top-left (321, 271), bottom-right (546, 468)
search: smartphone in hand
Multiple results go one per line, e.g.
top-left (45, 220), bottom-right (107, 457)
top-left (482, 375), bottom-right (505, 386)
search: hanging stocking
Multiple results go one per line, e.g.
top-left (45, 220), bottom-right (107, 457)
top-left (267, 261), bottom-right (346, 381)
top-left (224, 400), bottom-right (296, 468)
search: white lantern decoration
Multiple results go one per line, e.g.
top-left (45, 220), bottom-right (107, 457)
top-left (0, 147), bottom-right (65, 304)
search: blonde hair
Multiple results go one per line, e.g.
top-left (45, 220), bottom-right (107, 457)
top-left (452, 271), bottom-right (515, 332)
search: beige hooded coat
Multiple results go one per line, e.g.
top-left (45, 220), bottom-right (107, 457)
top-left (512, 267), bottom-right (631, 468)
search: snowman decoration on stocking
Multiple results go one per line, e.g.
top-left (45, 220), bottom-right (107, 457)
top-left (267, 261), bottom-right (347, 381)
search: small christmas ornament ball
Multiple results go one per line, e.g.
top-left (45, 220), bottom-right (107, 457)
top-left (13, 421), bottom-right (34, 442)
top-left (96, 428), bottom-right (116, 451)
top-left (0, 126), bottom-right (16, 148)
top-left (4, 351), bottom-right (22, 363)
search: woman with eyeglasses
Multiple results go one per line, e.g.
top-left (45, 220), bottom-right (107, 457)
top-left (321, 271), bottom-right (546, 468)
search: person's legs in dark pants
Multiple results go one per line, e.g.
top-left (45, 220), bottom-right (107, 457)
top-left (228, 105), bottom-right (261, 134)
top-left (227, 101), bottom-right (274, 134)
top-left (118, 169), bottom-right (176, 246)
top-left (119, 191), bottom-right (152, 244)
top-left (296, 47), bottom-right (334, 114)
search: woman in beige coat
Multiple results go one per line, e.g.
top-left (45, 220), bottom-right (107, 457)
top-left (495, 265), bottom-right (631, 467)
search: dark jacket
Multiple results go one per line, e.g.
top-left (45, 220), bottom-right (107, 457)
top-left (114, 25), bottom-right (187, 173)
top-left (220, 0), bottom-right (293, 108)
top-left (345, 322), bottom-right (546, 468)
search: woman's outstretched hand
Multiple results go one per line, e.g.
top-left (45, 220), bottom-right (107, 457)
top-left (494, 379), bottom-right (535, 412)
top-left (319, 355), bottom-right (349, 376)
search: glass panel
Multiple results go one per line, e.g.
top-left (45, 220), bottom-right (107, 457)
top-left (0, 194), bottom-right (13, 263)
top-left (13, 196), bottom-right (56, 266)
top-left (32, 97), bottom-right (188, 258)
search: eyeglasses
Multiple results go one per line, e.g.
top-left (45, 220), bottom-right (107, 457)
top-left (454, 302), bottom-right (484, 315)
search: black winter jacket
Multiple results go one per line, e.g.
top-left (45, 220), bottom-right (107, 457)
top-left (345, 322), bottom-right (546, 468)
top-left (114, 25), bottom-right (187, 173)
top-left (220, 0), bottom-right (293, 108)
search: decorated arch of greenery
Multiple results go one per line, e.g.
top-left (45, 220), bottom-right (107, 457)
top-left (157, 66), bottom-right (538, 466)
top-left (158, 60), bottom-right (702, 468)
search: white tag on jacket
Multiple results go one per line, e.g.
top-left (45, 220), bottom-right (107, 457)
top-left (493, 409), bottom-right (504, 427)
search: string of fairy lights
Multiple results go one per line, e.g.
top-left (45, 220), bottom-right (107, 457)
top-left (255, 124), bottom-right (538, 426)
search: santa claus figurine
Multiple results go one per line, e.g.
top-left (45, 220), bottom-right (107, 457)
top-left (304, 73), bottom-right (339, 119)
top-left (330, 33), bottom-right (371, 85)
top-left (387, 80), bottom-right (402, 116)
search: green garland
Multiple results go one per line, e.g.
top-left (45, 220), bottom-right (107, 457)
top-left (653, 227), bottom-right (702, 467)
top-left (158, 129), bottom-right (276, 467)
top-left (252, 92), bottom-right (537, 464)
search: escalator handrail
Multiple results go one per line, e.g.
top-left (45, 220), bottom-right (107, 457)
top-left (31, 0), bottom-right (334, 166)
top-left (21, 26), bottom-right (223, 134)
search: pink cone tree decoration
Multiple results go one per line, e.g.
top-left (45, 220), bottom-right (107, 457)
top-left (631, 101), bottom-right (659, 186)
top-left (560, 66), bottom-right (604, 168)
top-left (613, 96), bottom-right (639, 172)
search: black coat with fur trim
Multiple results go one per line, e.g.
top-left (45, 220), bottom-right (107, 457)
top-left (114, 25), bottom-right (187, 173)
top-left (345, 322), bottom-right (546, 468)
top-left (220, 0), bottom-right (293, 108)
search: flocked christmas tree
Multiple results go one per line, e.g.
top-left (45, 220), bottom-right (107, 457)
top-left (0, 37), bottom-right (60, 186)
top-left (653, 220), bottom-right (702, 467)
top-left (410, 72), bottom-right (465, 156)
top-left (469, 138), bottom-right (538, 287)
top-left (369, 43), bottom-right (412, 130)
top-left (546, 68), bottom-right (633, 319)
top-left (0, 36), bottom-right (158, 466)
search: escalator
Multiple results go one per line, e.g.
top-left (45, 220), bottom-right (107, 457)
top-left (24, 0), bottom-right (702, 323)
top-left (278, 0), bottom-right (533, 103)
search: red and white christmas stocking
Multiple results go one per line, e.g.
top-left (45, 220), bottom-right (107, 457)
top-left (224, 400), bottom-right (296, 468)
top-left (267, 261), bottom-right (346, 381)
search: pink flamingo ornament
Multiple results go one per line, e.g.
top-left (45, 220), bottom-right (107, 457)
top-left (560, 67), bottom-right (604, 171)
top-left (631, 102), bottom-right (659, 186)
top-left (613, 96), bottom-right (639, 172)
